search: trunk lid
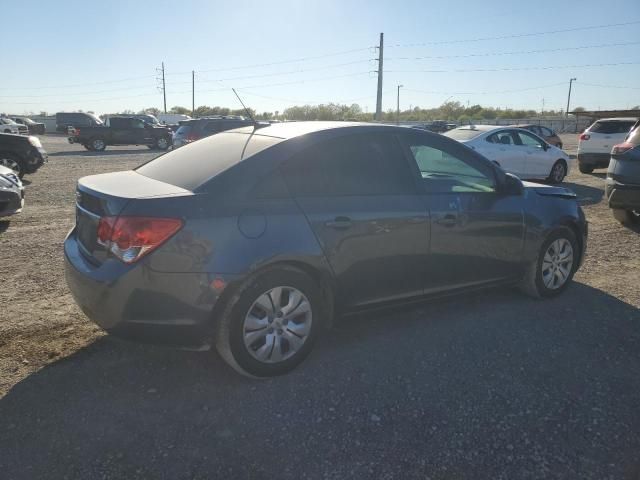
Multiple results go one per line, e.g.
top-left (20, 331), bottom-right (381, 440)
top-left (75, 171), bottom-right (192, 263)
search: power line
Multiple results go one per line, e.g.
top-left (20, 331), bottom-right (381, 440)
top-left (403, 82), bottom-right (568, 96)
top-left (387, 61), bottom-right (640, 74)
top-left (386, 41), bottom-right (640, 61)
top-left (387, 20), bottom-right (640, 47)
top-left (579, 82), bottom-right (640, 90)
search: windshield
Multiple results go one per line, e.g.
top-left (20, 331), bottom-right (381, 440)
top-left (443, 128), bottom-right (484, 141)
top-left (0, 118), bottom-right (17, 125)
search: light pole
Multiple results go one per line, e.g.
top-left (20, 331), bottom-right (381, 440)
top-left (566, 78), bottom-right (576, 118)
top-left (397, 84), bottom-right (403, 125)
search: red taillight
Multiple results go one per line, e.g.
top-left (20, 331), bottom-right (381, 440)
top-left (579, 133), bottom-right (590, 141)
top-left (612, 142), bottom-right (634, 155)
top-left (96, 216), bottom-right (183, 263)
top-left (74, 128), bottom-right (80, 136)
top-left (186, 132), bottom-right (198, 142)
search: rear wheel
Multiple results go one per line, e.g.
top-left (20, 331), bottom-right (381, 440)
top-left (578, 164), bottom-right (594, 174)
top-left (215, 266), bottom-right (324, 377)
top-left (548, 160), bottom-right (567, 184)
top-left (83, 144), bottom-right (94, 151)
top-left (612, 208), bottom-right (640, 226)
top-left (0, 153), bottom-right (24, 178)
top-left (519, 227), bottom-right (578, 298)
top-left (91, 138), bottom-right (106, 151)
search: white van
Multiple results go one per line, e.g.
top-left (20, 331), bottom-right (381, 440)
top-left (157, 113), bottom-right (192, 125)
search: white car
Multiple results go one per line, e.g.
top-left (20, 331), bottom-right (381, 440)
top-left (444, 125), bottom-right (572, 183)
top-left (0, 118), bottom-right (25, 135)
top-left (577, 117), bottom-right (637, 173)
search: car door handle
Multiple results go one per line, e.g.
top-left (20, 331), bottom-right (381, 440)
top-left (435, 214), bottom-right (458, 227)
top-left (325, 216), bottom-right (352, 229)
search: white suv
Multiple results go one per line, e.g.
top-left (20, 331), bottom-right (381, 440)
top-left (577, 117), bottom-right (637, 173)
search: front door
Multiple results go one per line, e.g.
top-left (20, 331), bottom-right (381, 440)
top-left (280, 132), bottom-right (429, 308)
top-left (479, 129), bottom-right (527, 177)
top-left (517, 130), bottom-right (552, 178)
top-left (399, 131), bottom-right (525, 293)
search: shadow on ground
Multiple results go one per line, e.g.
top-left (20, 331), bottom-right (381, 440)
top-left (1, 283), bottom-right (639, 479)
top-left (49, 149), bottom-right (155, 157)
top-left (563, 181), bottom-right (604, 206)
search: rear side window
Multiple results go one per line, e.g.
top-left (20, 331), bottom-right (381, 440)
top-left (136, 132), bottom-right (280, 191)
top-left (540, 126), bottom-right (554, 137)
top-left (590, 120), bottom-right (636, 134)
top-left (281, 133), bottom-right (416, 197)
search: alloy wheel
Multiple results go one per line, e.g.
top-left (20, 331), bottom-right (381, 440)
top-left (552, 162), bottom-right (566, 182)
top-left (92, 139), bottom-right (105, 150)
top-left (243, 286), bottom-right (312, 363)
top-left (157, 138), bottom-right (168, 149)
top-left (541, 238), bottom-right (574, 289)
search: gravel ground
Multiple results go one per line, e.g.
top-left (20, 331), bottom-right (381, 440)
top-left (0, 134), bottom-right (639, 479)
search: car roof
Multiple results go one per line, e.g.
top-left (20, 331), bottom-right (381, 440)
top-left (452, 124), bottom-right (507, 133)
top-left (594, 117), bottom-right (638, 122)
top-left (232, 121), bottom-right (393, 140)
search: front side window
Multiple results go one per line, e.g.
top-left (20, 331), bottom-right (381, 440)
top-left (487, 130), bottom-right (521, 146)
top-left (404, 138), bottom-right (496, 194)
top-left (516, 131), bottom-right (544, 148)
top-left (281, 133), bottom-right (415, 197)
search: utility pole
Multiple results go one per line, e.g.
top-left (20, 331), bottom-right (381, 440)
top-left (192, 70), bottom-right (195, 117)
top-left (566, 78), bottom-right (576, 118)
top-left (160, 62), bottom-right (167, 114)
top-left (396, 84), bottom-right (403, 125)
top-left (375, 33), bottom-right (384, 121)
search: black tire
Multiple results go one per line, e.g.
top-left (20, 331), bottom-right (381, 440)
top-left (215, 266), bottom-right (325, 377)
top-left (612, 208), bottom-right (640, 226)
top-left (519, 227), bottom-right (579, 299)
top-left (155, 136), bottom-right (170, 150)
top-left (90, 138), bottom-right (106, 151)
top-left (578, 164), bottom-right (594, 174)
top-left (547, 159), bottom-right (567, 184)
top-left (0, 153), bottom-right (24, 178)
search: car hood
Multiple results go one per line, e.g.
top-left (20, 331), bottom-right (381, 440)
top-left (522, 181), bottom-right (576, 199)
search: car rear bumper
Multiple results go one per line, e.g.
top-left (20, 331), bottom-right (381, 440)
top-left (0, 188), bottom-right (24, 217)
top-left (64, 229), bottom-right (227, 349)
top-left (606, 178), bottom-right (640, 210)
top-left (577, 153), bottom-right (610, 168)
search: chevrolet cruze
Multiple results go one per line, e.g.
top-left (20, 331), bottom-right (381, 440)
top-left (65, 122), bottom-right (587, 377)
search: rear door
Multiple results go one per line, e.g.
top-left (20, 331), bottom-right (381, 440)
top-left (479, 129), bottom-right (527, 177)
top-left (586, 120), bottom-right (637, 153)
top-left (399, 131), bottom-right (525, 292)
top-left (280, 132), bottom-right (429, 308)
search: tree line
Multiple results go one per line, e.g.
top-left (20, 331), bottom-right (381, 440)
top-left (137, 101), bottom-right (592, 123)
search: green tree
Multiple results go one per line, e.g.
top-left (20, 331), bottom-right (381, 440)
top-left (170, 106), bottom-right (191, 115)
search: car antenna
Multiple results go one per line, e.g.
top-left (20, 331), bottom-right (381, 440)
top-left (232, 88), bottom-right (257, 127)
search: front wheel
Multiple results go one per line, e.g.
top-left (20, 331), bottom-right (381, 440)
top-left (578, 164), bottom-right (594, 174)
top-left (548, 160), bottom-right (567, 184)
top-left (215, 266), bottom-right (324, 377)
top-left (519, 227), bottom-right (578, 298)
top-left (612, 208), bottom-right (640, 226)
top-left (155, 136), bottom-right (170, 150)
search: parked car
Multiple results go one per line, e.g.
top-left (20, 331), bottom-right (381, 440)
top-left (577, 117), bottom-right (637, 173)
top-left (0, 164), bottom-right (24, 219)
top-left (512, 124), bottom-right (562, 149)
top-left (606, 120), bottom-right (640, 226)
top-left (0, 118), bottom-right (27, 135)
top-left (172, 116), bottom-right (253, 148)
top-left (0, 133), bottom-right (48, 178)
top-left (68, 116), bottom-right (172, 151)
top-left (413, 120), bottom-right (450, 133)
top-left (11, 117), bottom-right (46, 135)
top-left (444, 125), bottom-right (572, 183)
top-left (55, 112), bottom-right (103, 133)
top-left (65, 122), bottom-right (587, 377)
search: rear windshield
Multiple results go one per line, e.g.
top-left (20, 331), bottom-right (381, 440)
top-left (589, 120), bottom-right (636, 134)
top-left (175, 124), bottom-right (195, 134)
top-left (443, 128), bottom-right (483, 141)
top-left (136, 132), bottom-right (280, 191)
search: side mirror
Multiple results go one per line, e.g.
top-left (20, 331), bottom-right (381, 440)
top-left (501, 172), bottom-right (524, 196)
top-left (542, 143), bottom-right (550, 151)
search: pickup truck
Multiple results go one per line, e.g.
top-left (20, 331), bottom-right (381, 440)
top-left (68, 116), bottom-right (172, 151)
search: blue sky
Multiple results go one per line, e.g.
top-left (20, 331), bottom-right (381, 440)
top-left (2, 0), bottom-right (639, 115)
